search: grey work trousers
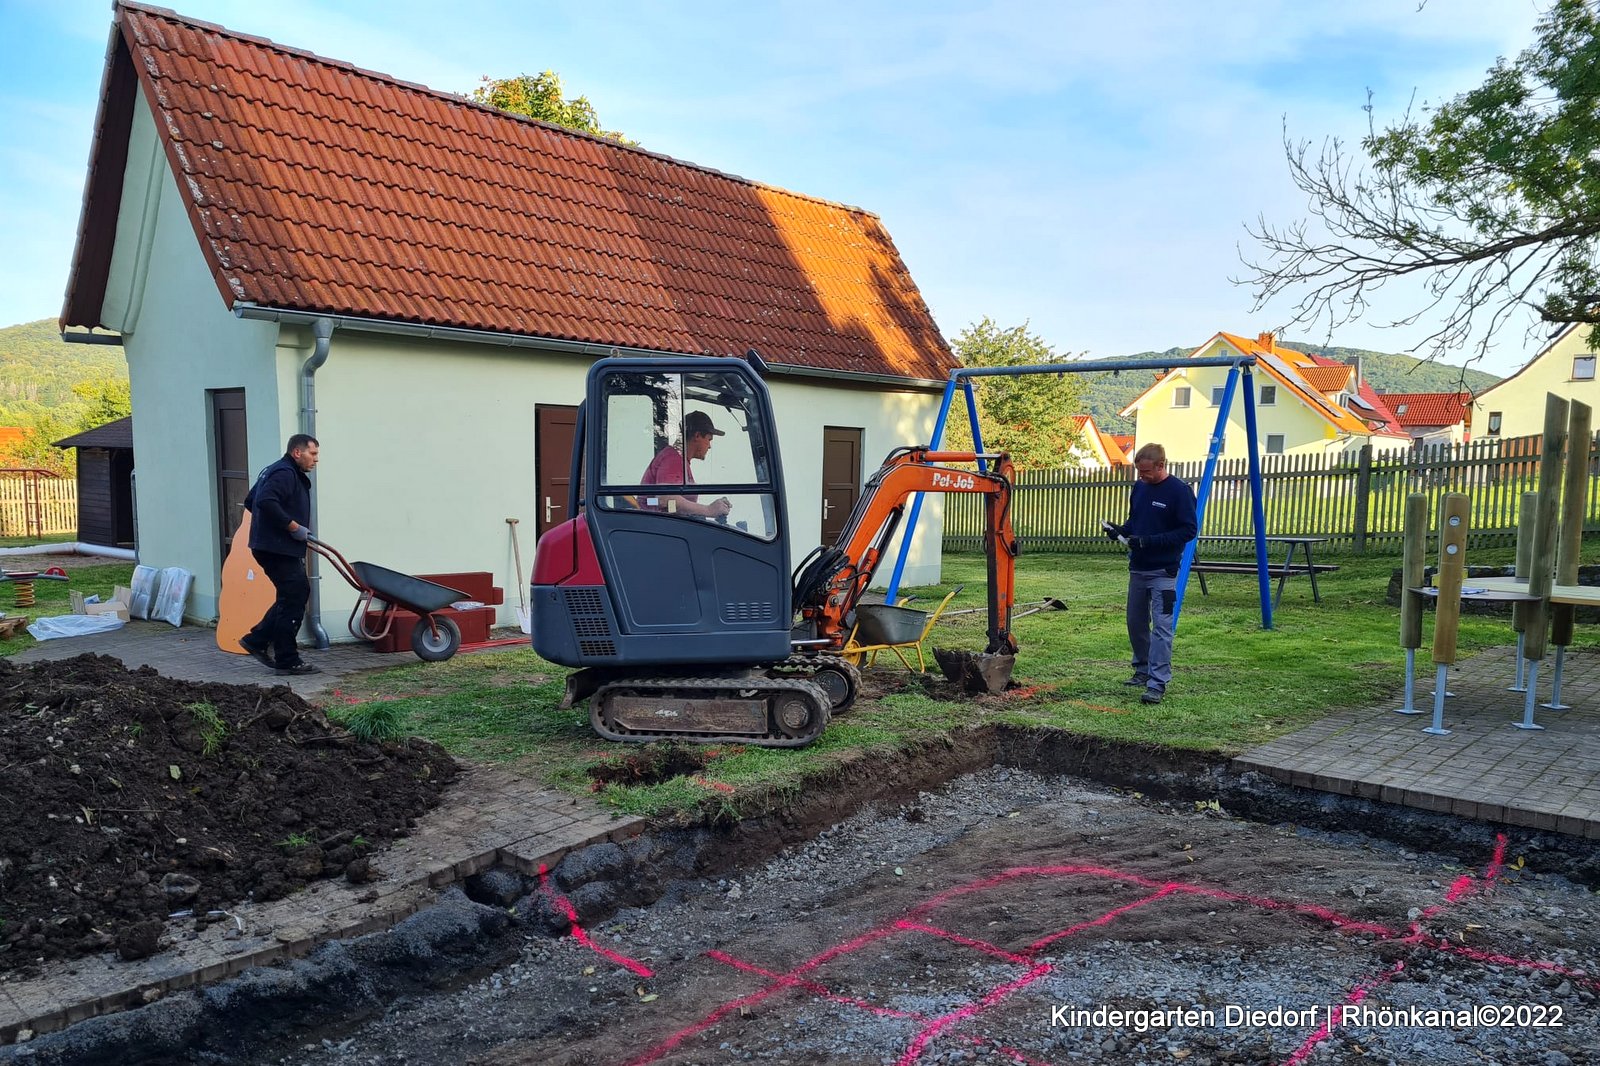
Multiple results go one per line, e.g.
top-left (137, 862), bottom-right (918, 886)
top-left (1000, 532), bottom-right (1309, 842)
top-left (1127, 568), bottom-right (1177, 691)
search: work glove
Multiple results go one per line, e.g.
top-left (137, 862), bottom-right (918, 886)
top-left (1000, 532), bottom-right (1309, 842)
top-left (1101, 520), bottom-right (1123, 542)
top-left (1125, 535), bottom-right (1143, 550)
top-left (289, 526), bottom-right (311, 542)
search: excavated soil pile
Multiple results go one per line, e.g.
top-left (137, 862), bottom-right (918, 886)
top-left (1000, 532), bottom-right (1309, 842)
top-left (0, 654), bottom-right (457, 972)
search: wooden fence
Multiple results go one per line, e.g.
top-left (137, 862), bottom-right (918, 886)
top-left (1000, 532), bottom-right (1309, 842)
top-left (944, 435), bottom-right (1586, 556)
top-left (0, 470), bottom-right (77, 539)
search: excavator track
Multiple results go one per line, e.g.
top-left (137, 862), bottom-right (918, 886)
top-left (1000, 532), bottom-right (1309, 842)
top-left (591, 675), bottom-right (831, 747)
top-left (766, 654), bottom-right (861, 715)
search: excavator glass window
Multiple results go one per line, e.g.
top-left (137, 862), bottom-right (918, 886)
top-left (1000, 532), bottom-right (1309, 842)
top-left (594, 368), bottom-right (779, 540)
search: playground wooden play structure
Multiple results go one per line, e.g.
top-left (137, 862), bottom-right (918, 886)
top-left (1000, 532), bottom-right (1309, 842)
top-left (1397, 393), bottom-right (1600, 734)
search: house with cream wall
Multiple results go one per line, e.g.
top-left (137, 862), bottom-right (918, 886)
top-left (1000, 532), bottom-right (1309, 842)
top-left (1119, 332), bottom-right (1408, 462)
top-left (1475, 325), bottom-right (1600, 442)
top-left (61, 2), bottom-right (957, 636)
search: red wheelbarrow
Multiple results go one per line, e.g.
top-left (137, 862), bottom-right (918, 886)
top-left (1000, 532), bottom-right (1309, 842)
top-left (308, 539), bottom-right (467, 661)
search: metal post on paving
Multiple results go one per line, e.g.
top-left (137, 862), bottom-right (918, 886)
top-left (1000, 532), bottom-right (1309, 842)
top-left (1543, 399), bottom-right (1591, 713)
top-left (1395, 493), bottom-right (1428, 716)
top-left (1425, 494), bottom-right (1470, 736)
top-left (1516, 393), bottom-right (1569, 731)
top-left (1508, 492), bottom-right (1537, 692)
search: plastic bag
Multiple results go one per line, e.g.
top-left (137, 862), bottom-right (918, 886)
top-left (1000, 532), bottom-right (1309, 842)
top-left (27, 614), bottom-right (126, 641)
top-left (129, 564), bottom-right (160, 619)
top-left (152, 567), bottom-right (193, 628)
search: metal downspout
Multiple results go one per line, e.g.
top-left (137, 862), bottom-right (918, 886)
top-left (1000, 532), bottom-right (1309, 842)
top-left (301, 318), bottom-right (333, 649)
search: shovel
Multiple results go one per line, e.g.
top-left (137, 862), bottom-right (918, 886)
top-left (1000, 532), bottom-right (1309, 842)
top-left (507, 518), bottom-right (531, 634)
top-left (940, 596), bottom-right (1067, 619)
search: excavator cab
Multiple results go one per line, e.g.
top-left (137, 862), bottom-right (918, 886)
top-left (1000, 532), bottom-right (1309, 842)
top-left (531, 356), bottom-right (794, 670)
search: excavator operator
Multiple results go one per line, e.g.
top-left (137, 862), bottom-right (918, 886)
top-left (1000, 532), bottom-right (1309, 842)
top-left (640, 409), bottom-right (733, 519)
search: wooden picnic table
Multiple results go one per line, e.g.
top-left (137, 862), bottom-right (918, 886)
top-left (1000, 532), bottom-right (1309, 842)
top-left (1189, 535), bottom-right (1336, 609)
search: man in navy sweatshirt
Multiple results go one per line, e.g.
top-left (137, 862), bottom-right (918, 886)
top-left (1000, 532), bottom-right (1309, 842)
top-left (1104, 443), bottom-right (1197, 704)
top-left (239, 435), bottom-right (320, 675)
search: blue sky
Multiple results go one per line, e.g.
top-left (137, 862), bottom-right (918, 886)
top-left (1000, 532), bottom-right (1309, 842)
top-left (0, 0), bottom-right (1548, 375)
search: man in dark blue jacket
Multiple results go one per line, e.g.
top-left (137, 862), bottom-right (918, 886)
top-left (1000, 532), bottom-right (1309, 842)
top-left (239, 435), bottom-right (320, 675)
top-left (1104, 443), bottom-right (1197, 704)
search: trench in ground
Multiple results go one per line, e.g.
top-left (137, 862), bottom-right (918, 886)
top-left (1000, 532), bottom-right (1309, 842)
top-left (11, 724), bottom-right (1600, 1066)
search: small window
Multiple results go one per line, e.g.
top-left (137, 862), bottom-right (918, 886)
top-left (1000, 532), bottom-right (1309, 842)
top-left (1210, 385), bottom-right (1226, 407)
top-left (1259, 384), bottom-right (1276, 406)
top-left (1172, 386), bottom-right (1191, 408)
top-left (1575, 356), bottom-right (1596, 381)
top-left (1395, 402), bottom-right (1409, 415)
top-left (1265, 434), bottom-right (1285, 455)
top-left (1487, 411), bottom-right (1502, 436)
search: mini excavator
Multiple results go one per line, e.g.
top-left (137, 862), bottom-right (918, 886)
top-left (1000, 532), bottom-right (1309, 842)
top-left (530, 355), bottom-right (1019, 747)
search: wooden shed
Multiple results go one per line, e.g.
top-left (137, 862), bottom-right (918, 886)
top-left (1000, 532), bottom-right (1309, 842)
top-left (53, 416), bottom-right (135, 549)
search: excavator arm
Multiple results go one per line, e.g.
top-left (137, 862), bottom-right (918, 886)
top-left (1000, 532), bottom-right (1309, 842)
top-left (795, 448), bottom-right (1019, 655)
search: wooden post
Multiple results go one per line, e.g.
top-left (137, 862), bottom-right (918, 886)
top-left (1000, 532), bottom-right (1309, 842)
top-left (1353, 444), bottom-right (1373, 554)
top-left (1394, 493), bottom-right (1429, 716)
top-left (1399, 494), bottom-right (1428, 650)
top-left (1431, 494), bottom-right (1470, 668)
top-left (1509, 490), bottom-right (1539, 692)
top-left (1552, 401), bottom-right (1591, 649)
top-left (1425, 493), bottom-right (1470, 735)
top-left (1523, 394), bottom-right (1569, 665)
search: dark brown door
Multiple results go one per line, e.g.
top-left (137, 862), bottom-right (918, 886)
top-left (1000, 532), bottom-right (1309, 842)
top-left (821, 427), bottom-right (862, 544)
top-left (536, 404), bottom-right (579, 540)
top-left (211, 389), bottom-right (248, 562)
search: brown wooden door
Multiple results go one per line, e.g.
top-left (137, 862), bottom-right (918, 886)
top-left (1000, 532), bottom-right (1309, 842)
top-left (536, 404), bottom-right (579, 539)
top-left (211, 389), bottom-right (248, 563)
top-left (821, 427), bottom-right (862, 544)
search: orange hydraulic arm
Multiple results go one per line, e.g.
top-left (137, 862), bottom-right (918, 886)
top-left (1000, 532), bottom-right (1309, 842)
top-left (796, 448), bottom-right (1019, 655)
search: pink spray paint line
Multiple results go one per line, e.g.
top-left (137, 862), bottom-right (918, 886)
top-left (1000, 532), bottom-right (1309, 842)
top-left (707, 949), bottom-right (1058, 1066)
top-left (624, 832), bottom-right (1588, 1066)
top-left (1280, 834), bottom-right (1514, 1065)
top-left (1280, 961), bottom-right (1406, 1066)
top-left (909, 862), bottom-right (1395, 939)
top-left (537, 865), bottom-right (653, 978)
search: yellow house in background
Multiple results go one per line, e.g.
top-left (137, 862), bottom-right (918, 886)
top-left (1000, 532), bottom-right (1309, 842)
top-left (1120, 331), bottom-right (1410, 463)
top-left (1475, 325), bottom-right (1600, 442)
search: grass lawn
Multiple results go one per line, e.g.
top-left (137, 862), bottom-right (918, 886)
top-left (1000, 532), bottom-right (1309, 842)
top-left (327, 546), bottom-right (1560, 819)
top-left (0, 560), bottom-right (136, 655)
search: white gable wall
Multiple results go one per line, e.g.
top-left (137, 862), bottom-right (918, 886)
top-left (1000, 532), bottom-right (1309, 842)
top-left (102, 93), bottom-right (280, 622)
top-left (766, 378), bottom-right (944, 590)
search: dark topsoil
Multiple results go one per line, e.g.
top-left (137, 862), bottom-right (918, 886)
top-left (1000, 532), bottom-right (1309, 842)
top-left (0, 654), bottom-right (457, 972)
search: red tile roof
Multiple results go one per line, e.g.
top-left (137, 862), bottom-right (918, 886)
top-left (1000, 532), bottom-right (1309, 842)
top-left (1380, 391), bottom-right (1472, 427)
top-left (1298, 364), bottom-right (1352, 393)
top-left (64, 3), bottom-right (955, 383)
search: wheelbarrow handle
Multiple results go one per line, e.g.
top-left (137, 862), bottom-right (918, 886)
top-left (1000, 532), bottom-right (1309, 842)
top-left (306, 537), bottom-right (363, 593)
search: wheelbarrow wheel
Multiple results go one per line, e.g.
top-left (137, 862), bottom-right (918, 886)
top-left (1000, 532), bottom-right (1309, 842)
top-left (410, 615), bottom-right (461, 662)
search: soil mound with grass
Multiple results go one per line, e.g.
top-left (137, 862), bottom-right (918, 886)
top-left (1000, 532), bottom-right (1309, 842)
top-left (0, 654), bottom-right (457, 972)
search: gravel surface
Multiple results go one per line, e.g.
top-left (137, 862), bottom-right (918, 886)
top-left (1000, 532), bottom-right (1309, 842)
top-left (217, 767), bottom-right (1600, 1066)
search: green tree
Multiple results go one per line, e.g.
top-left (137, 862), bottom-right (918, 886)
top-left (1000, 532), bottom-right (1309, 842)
top-left (71, 377), bottom-right (131, 432)
top-left (941, 318), bottom-right (1088, 468)
top-left (1244, 0), bottom-right (1600, 361)
top-left (7, 410), bottom-right (76, 476)
top-left (469, 72), bottom-right (633, 145)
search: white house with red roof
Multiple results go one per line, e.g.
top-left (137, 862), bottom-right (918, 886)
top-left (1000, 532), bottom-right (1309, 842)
top-left (1119, 331), bottom-right (1410, 462)
top-left (59, 2), bottom-right (960, 628)
top-left (1378, 392), bottom-right (1473, 447)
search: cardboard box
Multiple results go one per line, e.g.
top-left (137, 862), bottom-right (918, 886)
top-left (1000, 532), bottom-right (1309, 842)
top-left (73, 586), bottom-right (133, 618)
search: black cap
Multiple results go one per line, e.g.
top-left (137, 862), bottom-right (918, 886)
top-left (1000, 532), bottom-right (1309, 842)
top-left (685, 410), bottom-right (724, 437)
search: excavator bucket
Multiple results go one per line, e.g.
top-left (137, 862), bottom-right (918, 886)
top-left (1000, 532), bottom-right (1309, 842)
top-left (932, 648), bottom-right (1015, 695)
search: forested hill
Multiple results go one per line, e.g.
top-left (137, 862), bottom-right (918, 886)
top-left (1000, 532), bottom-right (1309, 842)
top-left (1076, 344), bottom-right (1502, 435)
top-left (0, 318), bottom-right (127, 423)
